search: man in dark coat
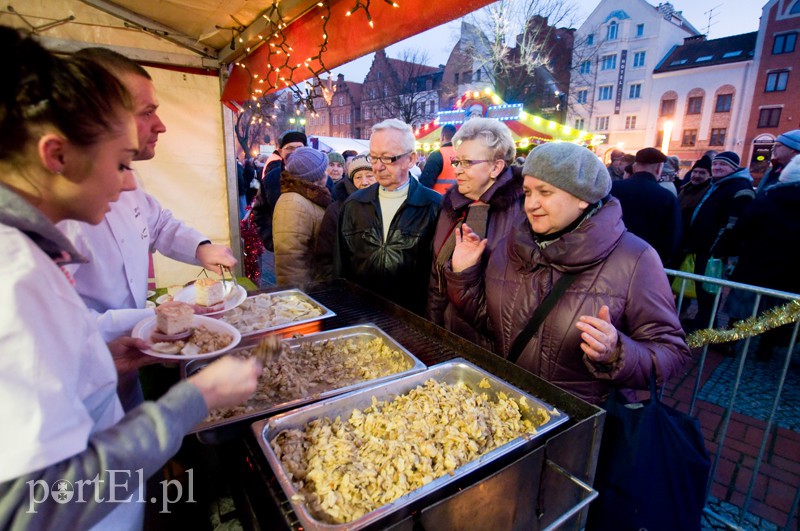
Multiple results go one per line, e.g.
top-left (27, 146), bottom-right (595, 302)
top-left (611, 147), bottom-right (681, 266)
top-left (687, 151), bottom-right (755, 329)
top-left (335, 119), bottom-right (442, 315)
top-left (251, 130), bottom-right (307, 251)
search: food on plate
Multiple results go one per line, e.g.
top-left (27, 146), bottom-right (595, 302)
top-left (220, 293), bottom-right (324, 334)
top-left (150, 325), bottom-right (233, 356)
top-left (271, 379), bottom-right (550, 524)
top-left (155, 301), bottom-right (193, 337)
top-left (195, 278), bottom-right (225, 307)
top-left (206, 336), bottom-right (409, 422)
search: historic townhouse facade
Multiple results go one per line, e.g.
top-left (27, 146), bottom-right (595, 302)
top-left (650, 32), bottom-right (757, 166)
top-left (305, 74), bottom-right (362, 138)
top-left (568, 0), bottom-right (700, 160)
top-left (743, 0), bottom-right (800, 177)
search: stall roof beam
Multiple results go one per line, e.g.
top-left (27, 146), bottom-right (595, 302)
top-left (77, 0), bottom-right (218, 59)
top-left (39, 36), bottom-right (220, 70)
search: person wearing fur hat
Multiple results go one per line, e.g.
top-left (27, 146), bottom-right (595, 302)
top-left (315, 153), bottom-right (375, 280)
top-left (447, 142), bottom-right (690, 406)
top-left (426, 118), bottom-right (524, 350)
top-left (272, 147), bottom-right (332, 286)
top-left (756, 129), bottom-right (800, 195)
top-left (686, 150), bottom-right (755, 331)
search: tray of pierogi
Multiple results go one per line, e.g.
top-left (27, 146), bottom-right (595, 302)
top-left (253, 358), bottom-right (569, 530)
top-left (183, 324), bottom-right (425, 442)
top-left (218, 289), bottom-right (335, 338)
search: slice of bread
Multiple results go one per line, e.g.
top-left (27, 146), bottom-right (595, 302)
top-left (156, 301), bottom-right (194, 335)
top-left (196, 278), bottom-right (225, 307)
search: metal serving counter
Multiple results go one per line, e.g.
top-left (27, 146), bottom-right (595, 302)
top-left (208, 279), bottom-right (604, 531)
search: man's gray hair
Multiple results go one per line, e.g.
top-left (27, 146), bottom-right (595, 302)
top-left (452, 118), bottom-right (516, 164)
top-left (371, 119), bottom-right (415, 152)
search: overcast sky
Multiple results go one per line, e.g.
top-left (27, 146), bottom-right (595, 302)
top-left (331, 0), bottom-right (765, 82)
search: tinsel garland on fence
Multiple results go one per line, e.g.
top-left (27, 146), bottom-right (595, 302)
top-left (239, 207), bottom-right (264, 286)
top-left (686, 299), bottom-right (800, 348)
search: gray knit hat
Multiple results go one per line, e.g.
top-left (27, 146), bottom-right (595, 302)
top-left (347, 152), bottom-right (372, 179)
top-left (522, 143), bottom-right (611, 203)
top-left (285, 147), bottom-right (328, 182)
top-left (327, 151), bottom-right (346, 166)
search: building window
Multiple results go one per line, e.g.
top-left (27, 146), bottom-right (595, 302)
top-left (577, 89), bottom-right (588, 103)
top-left (369, 88), bottom-right (376, 99)
top-left (636, 23), bottom-right (644, 37)
top-left (633, 51), bottom-right (646, 68)
top-left (587, 33), bottom-right (594, 45)
top-left (454, 73), bottom-right (459, 84)
top-left (773, 32), bottom-right (797, 54)
top-left (364, 108), bottom-right (370, 120)
top-left (575, 118), bottom-right (585, 130)
top-left (598, 85), bottom-right (613, 101)
top-left (629, 83), bottom-right (642, 99)
top-left (601, 54), bottom-right (617, 70)
top-left (429, 101), bottom-right (436, 113)
top-left (715, 94), bottom-right (732, 112)
top-left (758, 107), bottom-right (782, 128)
top-left (656, 130), bottom-right (664, 147)
top-left (607, 21), bottom-right (618, 41)
top-left (765, 71), bottom-right (789, 92)
top-left (625, 115), bottom-right (637, 129)
top-left (687, 96), bottom-right (703, 114)
top-left (475, 69), bottom-right (481, 81)
top-left (709, 128), bottom-right (726, 146)
top-left (377, 72), bottom-right (382, 80)
top-left (333, 115), bottom-right (338, 125)
top-left (464, 71), bottom-right (473, 83)
top-left (681, 129), bottom-right (697, 147)
top-left (339, 96), bottom-right (344, 106)
top-left (660, 99), bottom-right (676, 116)
top-left (347, 114), bottom-right (351, 124)
top-left (595, 116), bottom-right (609, 130)
top-left (579, 60), bottom-right (591, 74)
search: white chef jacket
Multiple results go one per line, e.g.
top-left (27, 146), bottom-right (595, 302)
top-left (0, 222), bottom-right (143, 528)
top-left (58, 184), bottom-right (207, 341)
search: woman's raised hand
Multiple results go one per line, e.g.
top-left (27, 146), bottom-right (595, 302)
top-left (452, 223), bottom-right (488, 273)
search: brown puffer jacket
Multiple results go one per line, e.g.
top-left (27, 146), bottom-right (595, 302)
top-left (446, 197), bottom-right (690, 405)
top-left (272, 174), bottom-right (332, 286)
top-left (427, 165), bottom-right (523, 349)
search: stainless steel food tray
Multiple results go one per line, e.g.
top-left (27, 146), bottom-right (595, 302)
top-left (219, 288), bottom-right (336, 339)
top-left (184, 324), bottom-right (426, 442)
top-left (252, 358), bottom-right (570, 531)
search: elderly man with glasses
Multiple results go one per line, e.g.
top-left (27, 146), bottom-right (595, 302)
top-left (335, 119), bottom-right (442, 314)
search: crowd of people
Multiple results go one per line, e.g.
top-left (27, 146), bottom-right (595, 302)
top-left (2, 23), bottom-right (799, 527)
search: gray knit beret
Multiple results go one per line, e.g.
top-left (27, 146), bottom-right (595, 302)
top-left (522, 142), bottom-right (611, 203)
top-left (285, 147), bottom-right (328, 182)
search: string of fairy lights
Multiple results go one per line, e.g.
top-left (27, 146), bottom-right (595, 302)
top-left (413, 87), bottom-right (600, 152)
top-left (235, 0), bottom-right (400, 126)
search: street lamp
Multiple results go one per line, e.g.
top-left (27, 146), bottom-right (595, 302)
top-left (555, 90), bottom-right (567, 125)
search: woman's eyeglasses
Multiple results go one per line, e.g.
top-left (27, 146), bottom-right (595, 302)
top-left (450, 159), bottom-right (490, 169)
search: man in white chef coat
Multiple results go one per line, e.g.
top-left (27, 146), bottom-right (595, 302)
top-left (58, 48), bottom-right (236, 411)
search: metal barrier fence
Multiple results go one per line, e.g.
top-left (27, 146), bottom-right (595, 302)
top-left (665, 268), bottom-right (800, 530)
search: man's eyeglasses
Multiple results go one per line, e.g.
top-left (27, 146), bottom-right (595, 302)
top-left (366, 151), bottom-right (412, 165)
top-left (450, 158), bottom-right (490, 169)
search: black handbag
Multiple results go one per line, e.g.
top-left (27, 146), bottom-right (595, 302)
top-left (587, 368), bottom-right (711, 531)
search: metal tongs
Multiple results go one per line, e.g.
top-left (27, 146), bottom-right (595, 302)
top-left (220, 265), bottom-right (239, 294)
top-left (254, 334), bottom-right (283, 365)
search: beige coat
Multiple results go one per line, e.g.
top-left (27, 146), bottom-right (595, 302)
top-left (272, 175), bottom-right (331, 286)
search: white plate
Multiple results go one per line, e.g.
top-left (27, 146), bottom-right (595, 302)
top-left (146, 290), bottom-right (156, 299)
top-left (173, 282), bottom-right (247, 316)
top-left (155, 294), bottom-right (173, 306)
top-left (132, 315), bottom-right (241, 360)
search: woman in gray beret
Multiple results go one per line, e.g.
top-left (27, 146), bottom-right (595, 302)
top-left (446, 142), bottom-right (690, 404)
